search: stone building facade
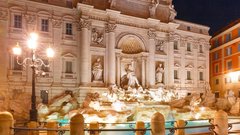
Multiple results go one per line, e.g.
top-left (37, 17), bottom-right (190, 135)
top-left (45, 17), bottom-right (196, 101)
top-left (210, 19), bottom-right (240, 97)
top-left (0, 0), bottom-right (210, 110)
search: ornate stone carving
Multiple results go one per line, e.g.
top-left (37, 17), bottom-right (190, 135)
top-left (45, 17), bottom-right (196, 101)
top-left (156, 39), bottom-right (165, 52)
top-left (169, 32), bottom-right (181, 42)
top-left (92, 57), bottom-right (103, 82)
top-left (25, 14), bottom-right (36, 24)
top-left (0, 9), bottom-right (8, 20)
top-left (105, 23), bottom-right (116, 33)
top-left (79, 19), bottom-right (91, 30)
top-left (92, 28), bottom-right (104, 44)
top-left (52, 19), bottom-right (62, 28)
top-left (148, 30), bottom-right (156, 39)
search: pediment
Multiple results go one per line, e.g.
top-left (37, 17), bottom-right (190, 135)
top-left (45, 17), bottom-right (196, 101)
top-left (185, 64), bottom-right (194, 68)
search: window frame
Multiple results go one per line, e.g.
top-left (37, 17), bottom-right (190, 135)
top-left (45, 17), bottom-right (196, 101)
top-left (41, 19), bottom-right (49, 32)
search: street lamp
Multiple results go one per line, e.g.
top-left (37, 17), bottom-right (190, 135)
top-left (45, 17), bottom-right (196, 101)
top-left (12, 32), bottom-right (54, 121)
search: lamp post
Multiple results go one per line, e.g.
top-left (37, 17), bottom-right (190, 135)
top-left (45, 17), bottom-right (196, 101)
top-left (12, 32), bottom-right (54, 121)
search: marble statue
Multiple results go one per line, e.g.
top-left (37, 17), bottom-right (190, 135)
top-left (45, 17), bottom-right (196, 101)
top-left (156, 63), bottom-right (164, 83)
top-left (92, 58), bottom-right (103, 81)
top-left (121, 64), bottom-right (140, 89)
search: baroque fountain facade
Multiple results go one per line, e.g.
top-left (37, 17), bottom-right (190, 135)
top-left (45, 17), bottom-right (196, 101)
top-left (0, 0), bottom-right (226, 122)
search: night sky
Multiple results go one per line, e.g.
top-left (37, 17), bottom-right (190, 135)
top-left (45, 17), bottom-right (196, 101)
top-left (173, 0), bottom-right (240, 35)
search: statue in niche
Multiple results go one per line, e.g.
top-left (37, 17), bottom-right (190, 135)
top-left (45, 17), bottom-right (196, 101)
top-left (121, 63), bottom-right (140, 89)
top-left (92, 58), bottom-right (103, 82)
top-left (92, 28), bottom-right (104, 44)
top-left (156, 63), bottom-right (164, 83)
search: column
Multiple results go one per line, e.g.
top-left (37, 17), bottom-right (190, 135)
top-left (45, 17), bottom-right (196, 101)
top-left (147, 30), bottom-right (156, 87)
top-left (167, 40), bottom-right (174, 86)
top-left (106, 23), bottom-right (117, 85)
top-left (141, 57), bottom-right (146, 88)
top-left (52, 18), bottom-right (62, 84)
top-left (116, 54), bottom-right (121, 86)
top-left (79, 18), bottom-right (91, 86)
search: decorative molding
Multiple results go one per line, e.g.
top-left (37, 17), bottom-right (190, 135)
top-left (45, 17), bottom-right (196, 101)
top-left (79, 18), bottom-right (91, 30)
top-left (25, 14), bottom-right (37, 24)
top-left (185, 64), bottom-right (194, 69)
top-left (105, 23), bottom-right (116, 33)
top-left (198, 65), bottom-right (205, 70)
top-left (169, 32), bottom-right (181, 41)
top-left (52, 19), bottom-right (62, 28)
top-left (148, 30), bottom-right (156, 39)
top-left (0, 9), bottom-right (8, 21)
top-left (174, 62), bottom-right (181, 67)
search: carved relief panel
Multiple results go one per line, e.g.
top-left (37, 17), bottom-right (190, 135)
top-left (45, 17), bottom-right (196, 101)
top-left (91, 27), bottom-right (104, 47)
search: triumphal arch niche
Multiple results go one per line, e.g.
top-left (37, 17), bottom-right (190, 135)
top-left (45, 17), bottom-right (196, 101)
top-left (116, 34), bottom-right (148, 89)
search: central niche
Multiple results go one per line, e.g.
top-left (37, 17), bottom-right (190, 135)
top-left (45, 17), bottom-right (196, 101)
top-left (119, 35), bottom-right (144, 54)
top-left (117, 34), bottom-right (146, 89)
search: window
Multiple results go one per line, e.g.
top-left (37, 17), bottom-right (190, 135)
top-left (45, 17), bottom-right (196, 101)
top-left (41, 19), bottom-right (49, 32)
top-left (187, 43), bottom-right (191, 51)
top-left (226, 47), bottom-right (232, 56)
top-left (238, 28), bottom-right (240, 37)
top-left (187, 71), bottom-right (191, 80)
top-left (14, 15), bottom-right (22, 28)
top-left (199, 29), bottom-right (203, 34)
top-left (66, 23), bottom-right (72, 35)
top-left (41, 59), bottom-right (49, 72)
top-left (226, 33), bottom-right (231, 42)
top-left (214, 52), bottom-right (219, 60)
top-left (174, 70), bottom-right (178, 79)
top-left (187, 26), bottom-right (191, 31)
top-left (174, 41), bottom-right (178, 50)
top-left (215, 79), bottom-right (219, 85)
top-left (215, 64), bottom-right (219, 73)
top-left (199, 72), bottom-right (203, 80)
top-left (214, 40), bottom-right (219, 47)
top-left (65, 61), bottom-right (73, 73)
top-left (13, 56), bottom-right (22, 70)
top-left (227, 60), bottom-right (232, 70)
top-left (199, 45), bottom-right (203, 53)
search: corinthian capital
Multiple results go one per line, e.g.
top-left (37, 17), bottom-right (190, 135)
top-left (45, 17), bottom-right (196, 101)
top-left (79, 19), bottom-right (91, 30)
top-left (105, 23), bottom-right (117, 33)
top-left (148, 30), bottom-right (156, 39)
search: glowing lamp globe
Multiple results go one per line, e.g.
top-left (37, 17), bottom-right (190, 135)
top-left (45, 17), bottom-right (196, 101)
top-left (13, 43), bottom-right (22, 55)
top-left (46, 47), bottom-right (54, 58)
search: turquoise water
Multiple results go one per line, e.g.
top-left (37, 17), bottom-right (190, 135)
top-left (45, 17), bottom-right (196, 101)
top-left (58, 119), bottom-right (211, 135)
top-left (99, 120), bottom-right (210, 135)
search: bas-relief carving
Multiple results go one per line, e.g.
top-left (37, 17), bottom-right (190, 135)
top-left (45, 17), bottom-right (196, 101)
top-left (155, 39), bottom-right (165, 52)
top-left (91, 27), bottom-right (104, 45)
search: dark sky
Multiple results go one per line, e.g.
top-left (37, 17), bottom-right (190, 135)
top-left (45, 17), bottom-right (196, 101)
top-left (173, 0), bottom-right (240, 35)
